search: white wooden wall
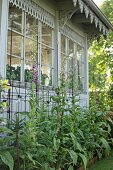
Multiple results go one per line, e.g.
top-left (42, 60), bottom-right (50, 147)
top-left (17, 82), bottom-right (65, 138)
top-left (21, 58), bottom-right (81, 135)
top-left (0, 0), bottom-right (89, 108)
top-left (0, 0), bottom-right (9, 78)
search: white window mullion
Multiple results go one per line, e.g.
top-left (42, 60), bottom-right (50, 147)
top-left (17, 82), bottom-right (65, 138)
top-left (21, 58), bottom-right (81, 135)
top-left (65, 37), bottom-right (68, 56)
top-left (38, 21), bottom-right (42, 83)
top-left (65, 37), bottom-right (68, 79)
top-left (0, 0), bottom-right (9, 78)
top-left (54, 11), bottom-right (59, 87)
top-left (52, 29), bottom-right (54, 86)
top-left (74, 43), bottom-right (77, 83)
top-left (21, 11), bottom-right (26, 82)
top-left (58, 32), bottom-right (61, 84)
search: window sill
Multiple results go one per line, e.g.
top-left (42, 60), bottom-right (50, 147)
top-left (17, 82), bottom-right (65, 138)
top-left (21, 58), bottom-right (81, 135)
top-left (9, 80), bottom-right (54, 91)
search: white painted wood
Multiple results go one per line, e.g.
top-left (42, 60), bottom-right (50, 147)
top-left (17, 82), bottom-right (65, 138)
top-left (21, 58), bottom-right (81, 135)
top-left (0, 0), bottom-right (9, 78)
top-left (9, 0), bottom-right (55, 28)
top-left (67, 20), bottom-right (86, 38)
top-left (51, 29), bottom-right (55, 86)
top-left (38, 21), bottom-right (42, 83)
top-left (0, 0), bottom-right (2, 35)
top-left (85, 34), bottom-right (89, 107)
top-left (33, 0), bottom-right (56, 16)
top-left (58, 32), bottom-right (61, 85)
top-left (21, 11), bottom-right (25, 82)
top-left (52, 10), bottom-right (58, 87)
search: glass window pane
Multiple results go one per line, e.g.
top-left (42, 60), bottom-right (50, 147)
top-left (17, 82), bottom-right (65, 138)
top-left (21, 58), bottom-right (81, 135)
top-left (77, 46), bottom-right (84, 61)
top-left (61, 35), bottom-right (66, 54)
top-left (6, 55), bottom-right (21, 81)
top-left (42, 24), bottom-right (52, 47)
top-left (67, 57), bottom-right (73, 73)
top-left (77, 46), bottom-right (85, 91)
top-left (68, 40), bottom-right (74, 57)
top-left (24, 60), bottom-right (33, 83)
top-left (25, 38), bottom-right (37, 62)
top-left (60, 54), bottom-right (67, 79)
top-left (8, 4), bottom-right (22, 33)
top-left (26, 14), bottom-right (38, 40)
top-left (7, 30), bottom-right (22, 57)
top-left (61, 53), bottom-right (66, 66)
top-left (41, 66), bottom-right (52, 86)
top-left (42, 46), bottom-right (52, 66)
top-left (67, 40), bottom-right (74, 73)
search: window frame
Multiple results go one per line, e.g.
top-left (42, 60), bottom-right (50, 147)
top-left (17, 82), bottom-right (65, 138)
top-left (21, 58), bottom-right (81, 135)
top-left (7, 4), bottom-right (54, 86)
top-left (60, 33), bottom-right (86, 92)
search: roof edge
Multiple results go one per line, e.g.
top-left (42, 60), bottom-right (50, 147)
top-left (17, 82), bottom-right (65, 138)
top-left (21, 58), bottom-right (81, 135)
top-left (84, 0), bottom-right (113, 30)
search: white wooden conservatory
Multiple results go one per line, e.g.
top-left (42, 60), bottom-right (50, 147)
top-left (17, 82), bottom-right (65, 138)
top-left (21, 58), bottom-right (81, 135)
top-left (0, 0), bottom-right (112, 116)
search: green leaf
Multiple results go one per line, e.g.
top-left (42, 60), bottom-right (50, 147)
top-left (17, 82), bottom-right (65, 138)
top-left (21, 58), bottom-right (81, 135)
top-left (100, 137), bottom-right (111, 156)
top-left (26, 151), bottom-right (36, 165)
top-left (107, 124), bottom-right (111, 134)
top-left (0, 126), bottom-right (13, 134)
top-left (0, 151), bottom-right (14, 170)
top-left (107, 117), bottom-right (113, 124)
top-left (68, 165), bottom-right (73, 170)
top-left (68, 150), bottom-right (78, 165)
top-left (77, 129), bottom-right (85, 139)
top-left (53, 137), bottom-right (60, 151)
top-left (69, 133), bottom-right (77, 149)
top-left (78, 153), bottom-right (87, 170)
top-left (76, 142), bottom-right (83, 152)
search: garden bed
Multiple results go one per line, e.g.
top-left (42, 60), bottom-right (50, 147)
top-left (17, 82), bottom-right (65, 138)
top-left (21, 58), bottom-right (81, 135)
top-left (77, 156), bottom-right (98, 170)
top-left (90, 151), bottom-right (113, 170)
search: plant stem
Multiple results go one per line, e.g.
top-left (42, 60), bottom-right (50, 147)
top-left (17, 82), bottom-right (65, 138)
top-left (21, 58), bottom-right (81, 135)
top-left (16, 114), bottom-right (20, 170)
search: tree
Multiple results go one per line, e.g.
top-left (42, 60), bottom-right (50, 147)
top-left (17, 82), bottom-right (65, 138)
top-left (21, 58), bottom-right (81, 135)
top-left (89, 0), bottom-right (113, 109)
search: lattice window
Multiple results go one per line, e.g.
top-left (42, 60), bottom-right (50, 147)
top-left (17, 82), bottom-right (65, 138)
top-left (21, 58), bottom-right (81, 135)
top-left (9, 0), bottom-right (54, 28)
top-left (60, 35), bottom-right (85, 92)
top-left (7, 3), bottom-right (54, 86)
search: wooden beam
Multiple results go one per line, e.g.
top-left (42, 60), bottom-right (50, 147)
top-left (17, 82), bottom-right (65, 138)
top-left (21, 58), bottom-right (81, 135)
top-left (72, 14), bottom-right (90, 23)
top-left (83, 24), bottom-right (100, 34)
top-left (56, 0), bottom-right (78, 10)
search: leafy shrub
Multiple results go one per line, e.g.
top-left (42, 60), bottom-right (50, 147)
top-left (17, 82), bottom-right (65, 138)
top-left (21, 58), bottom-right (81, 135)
top-left (0, 80), bottom-right (112, 170)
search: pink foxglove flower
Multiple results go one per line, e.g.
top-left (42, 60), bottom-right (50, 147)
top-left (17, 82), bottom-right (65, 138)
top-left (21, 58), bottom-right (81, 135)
top-left (32, 64), bottom-right (39, 84)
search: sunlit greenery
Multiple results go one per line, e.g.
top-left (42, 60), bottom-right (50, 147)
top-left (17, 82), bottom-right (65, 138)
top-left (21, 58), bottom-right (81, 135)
top-left (89, 0), bottom-right (113, 110)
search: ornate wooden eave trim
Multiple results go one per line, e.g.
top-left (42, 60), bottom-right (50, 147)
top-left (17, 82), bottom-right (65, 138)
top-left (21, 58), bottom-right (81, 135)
top-left (59, 8), bottom-right (79, 30)
top-left (73, 0), bottom-right (108, 36)
top-left (9, 0), bottom-right (54, 28)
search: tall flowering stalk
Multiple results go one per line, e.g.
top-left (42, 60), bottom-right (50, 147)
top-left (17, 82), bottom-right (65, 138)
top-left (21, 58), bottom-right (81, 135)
top-left (32, 64), bottom-right (39, 84)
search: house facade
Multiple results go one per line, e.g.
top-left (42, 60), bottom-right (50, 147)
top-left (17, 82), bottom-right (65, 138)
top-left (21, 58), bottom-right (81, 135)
top-left (0, 0), bottom-right (112, 116)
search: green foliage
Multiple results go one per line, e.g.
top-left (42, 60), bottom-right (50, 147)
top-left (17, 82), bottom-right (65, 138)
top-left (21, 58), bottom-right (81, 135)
top-left (89, 37), bottom-right (108, 91)
top-left (89, 0), bottom-right (113, 110)
top-left (0, 79), bottom-right (113, 170)
top-left (0, 80), bottom-right (14, 169)
top-left (0, 151), bottom-right (14, 170)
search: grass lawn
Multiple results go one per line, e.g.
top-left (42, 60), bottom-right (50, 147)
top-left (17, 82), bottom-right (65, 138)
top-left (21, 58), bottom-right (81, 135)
top-left (89, 152), bottom-right (113, 170)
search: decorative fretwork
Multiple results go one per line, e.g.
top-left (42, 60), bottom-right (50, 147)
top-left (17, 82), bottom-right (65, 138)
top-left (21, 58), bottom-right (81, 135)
top-left (73, 0), bottom-right (109, 36)
top-left (95, 16), bottom-right (99, 28)
top-left (60, 25), bottom-right (85, 47)
top-left (78, 0), bottom-right (84, 13)
top-left (84, 6), bottom-right (89, 18)
top-left (59, 8), bottom-right (78, 29)
top-left (89, 11), bottom-right (94, 24)
top-left (9, 0), bottom-right (54, 28)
